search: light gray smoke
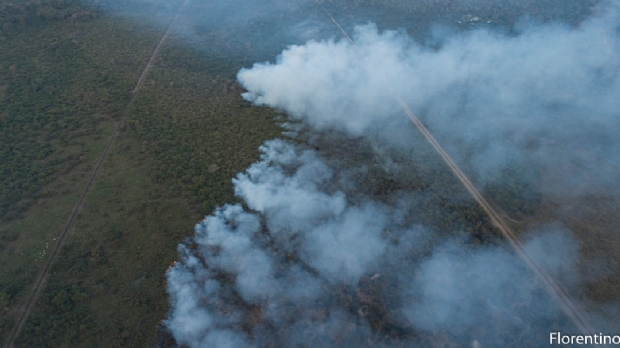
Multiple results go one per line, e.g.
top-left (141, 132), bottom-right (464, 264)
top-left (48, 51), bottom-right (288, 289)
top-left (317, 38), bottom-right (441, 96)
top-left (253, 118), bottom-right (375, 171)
top-left (165, 1), bottom-right (620, 346)
top-left (165, 140), bottom-right (591, 347)
top-left (238, 3), bottom-right (620, 195)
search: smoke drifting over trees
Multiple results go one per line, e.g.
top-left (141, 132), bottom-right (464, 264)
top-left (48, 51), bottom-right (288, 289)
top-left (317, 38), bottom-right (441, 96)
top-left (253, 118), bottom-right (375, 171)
top-left (165, 1), bottom-right (620, 347)
top-left (238, 4), bottom-right (620, 195)
top-left (166, 140), bottom-right (590, 347)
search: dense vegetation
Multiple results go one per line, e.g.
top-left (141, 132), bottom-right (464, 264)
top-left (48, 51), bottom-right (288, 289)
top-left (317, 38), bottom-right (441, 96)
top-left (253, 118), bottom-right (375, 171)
top-left (15, 132), bottom-right (202, 347)
top-left (1, 6), bottom-right (106, 222)
top-left (7, 4), bottom-right (288, 345)
top-left (1, 0), bottom-right (616, 346)
top-left (0, 0), bottom-right (173, 342)
top-left (126, 48), bottom-right (284, 210)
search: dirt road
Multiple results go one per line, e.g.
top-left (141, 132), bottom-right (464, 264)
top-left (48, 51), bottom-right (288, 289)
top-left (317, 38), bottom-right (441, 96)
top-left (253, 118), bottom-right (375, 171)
top-left (324, 6), bottom-right (597, 337)
top-left (3, 2), bottom-right (186, 347)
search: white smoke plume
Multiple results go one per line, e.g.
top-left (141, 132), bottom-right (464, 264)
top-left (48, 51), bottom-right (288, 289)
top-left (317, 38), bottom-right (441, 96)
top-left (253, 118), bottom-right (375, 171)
top-left (238, 2), bottom-right (620, 195)
top-left (165, 140), bottom-right (590, 347)
top-left (165, 2), bottom-right (620, 346)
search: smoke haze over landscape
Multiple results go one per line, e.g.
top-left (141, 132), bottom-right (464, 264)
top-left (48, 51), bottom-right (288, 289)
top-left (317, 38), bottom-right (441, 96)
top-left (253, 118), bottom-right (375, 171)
top-left (6, 0), bottom-right (620, 346)
top-left (166, 140), bottom-right (590, 347)
top-left (238, 2), bottom-right (620, 195)
top-left (164, 1), bottom-right (620, 347)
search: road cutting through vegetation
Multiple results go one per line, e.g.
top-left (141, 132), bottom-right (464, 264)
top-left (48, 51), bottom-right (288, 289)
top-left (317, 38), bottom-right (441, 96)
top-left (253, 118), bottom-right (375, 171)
top-left (3, 2), bottom-right (187, 347)
top-left (323, 5), bottom-right (598, 338)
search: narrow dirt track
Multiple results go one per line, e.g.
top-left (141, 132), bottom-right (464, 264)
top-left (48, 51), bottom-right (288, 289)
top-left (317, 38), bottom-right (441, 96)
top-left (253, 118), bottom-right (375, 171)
top-left (3, 2), bottom-right (186, 347)
top-left (324, 7), bottom-right (598, 337)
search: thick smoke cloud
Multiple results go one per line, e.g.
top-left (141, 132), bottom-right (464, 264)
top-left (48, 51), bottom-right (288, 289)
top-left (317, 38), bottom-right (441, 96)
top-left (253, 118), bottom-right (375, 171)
top-left (164, 2), bottom-right (620, 347)
top-left (238, 3), bottom-right (620, 195)
top-left (233, 141), bottom-right (388, 283)
top-left (166, 140), bottom-right (586, 347)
